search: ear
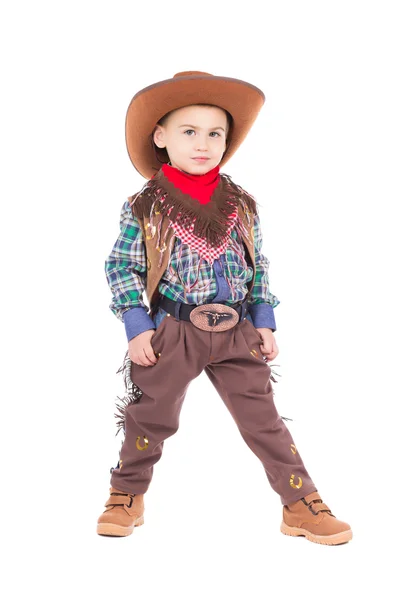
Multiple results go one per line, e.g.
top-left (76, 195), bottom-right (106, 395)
top-left (153, 125), bottom-right (166, 149)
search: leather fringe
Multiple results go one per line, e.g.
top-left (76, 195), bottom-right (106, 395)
top-left (128, 169), bottom-right (259, 248)
top-left (114, 350), bottom-right (143, 437)
top-left (269, 363), bottom-right (293, 421)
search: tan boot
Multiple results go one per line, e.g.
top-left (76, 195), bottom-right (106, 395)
top-left (96, 486), bottom-right (145, 537)
top-left (280, 491), bottom-right (352, 545)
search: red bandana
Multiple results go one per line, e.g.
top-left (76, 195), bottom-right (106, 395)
top-left (161, 163), bottom-right (220, 205)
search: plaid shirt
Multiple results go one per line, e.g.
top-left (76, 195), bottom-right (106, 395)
top-left (105, 199), bottom-right (280, 340)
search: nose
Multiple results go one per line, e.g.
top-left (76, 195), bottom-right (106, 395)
top-left (195, 133), bottom-right (209, 151)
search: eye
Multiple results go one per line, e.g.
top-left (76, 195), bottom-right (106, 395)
top-left (184, 129), bottom-right (195, 135)
top-left (210, 132), bottom-right (220, 137)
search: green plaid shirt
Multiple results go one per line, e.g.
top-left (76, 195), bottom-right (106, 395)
top-left (105, 200), bottom-right (280, 340)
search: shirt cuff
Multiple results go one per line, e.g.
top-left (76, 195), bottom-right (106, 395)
top-left (247, 303), bottom-right (277, 332)
top-left (123, 307), bottom-right (155, 342)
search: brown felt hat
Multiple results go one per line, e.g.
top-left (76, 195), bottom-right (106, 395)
top-left (125, 71), bottom-right (265, 179)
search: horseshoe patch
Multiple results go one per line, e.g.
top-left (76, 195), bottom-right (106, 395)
top-left (136, 435), bottom-right (149, 451)
top-left (289, 474), bottom-right (303, 489)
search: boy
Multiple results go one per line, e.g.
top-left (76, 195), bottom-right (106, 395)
top-left (97, 71), bottom-right (352, 545)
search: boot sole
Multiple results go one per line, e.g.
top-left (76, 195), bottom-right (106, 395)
top-left (97, 515), bottom-right (144, 537)
top-left (280, 521), bottom-right (353, 545)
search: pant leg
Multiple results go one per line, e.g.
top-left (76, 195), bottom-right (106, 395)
top-left (110, 313), bottom-right (208, 495)
top-left (204, 317), bottom-right (318, 505)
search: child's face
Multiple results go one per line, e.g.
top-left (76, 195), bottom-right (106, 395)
top-left (153, 105), bottom-right (228, 175)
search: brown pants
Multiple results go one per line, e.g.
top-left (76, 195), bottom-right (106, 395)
top-left (110, 313), bottom-right (318, 505)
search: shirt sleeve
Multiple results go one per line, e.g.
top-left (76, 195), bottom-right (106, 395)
top-left (105, 200), bottom-right (155, 341)
top-left (247, 211), bottom-right (280, 332)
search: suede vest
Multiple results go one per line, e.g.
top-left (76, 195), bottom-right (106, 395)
top-left (127, 200), bottom-right (257, 315)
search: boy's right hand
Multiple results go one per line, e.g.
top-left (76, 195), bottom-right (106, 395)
top-left (128, 329), bottom-right (159, 367)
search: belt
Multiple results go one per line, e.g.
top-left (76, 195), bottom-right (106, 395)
top-left (157, 294), bottom-right (249, 333)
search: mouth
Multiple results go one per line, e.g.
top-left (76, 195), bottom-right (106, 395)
top-left (192, 157), bottom-right (209, 162)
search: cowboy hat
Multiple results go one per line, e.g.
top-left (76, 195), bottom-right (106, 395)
top-left (125, 71), bottom-right (265, 179)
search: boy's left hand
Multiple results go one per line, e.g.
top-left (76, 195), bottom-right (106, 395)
top-left (256, 328), bottom-right (279, 361)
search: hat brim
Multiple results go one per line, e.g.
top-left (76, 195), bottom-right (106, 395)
top-left (125, 74), bottom-right (265, 179)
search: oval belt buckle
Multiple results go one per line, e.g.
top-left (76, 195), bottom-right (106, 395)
top-left (189, 303), bottom-right (239, 332)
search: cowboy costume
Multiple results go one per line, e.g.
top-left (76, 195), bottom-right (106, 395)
top-left (97, 71), bottom-right (353, 545)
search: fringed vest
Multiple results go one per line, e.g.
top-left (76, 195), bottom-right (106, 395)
top-left (127, 168), bottom-right (258, 315)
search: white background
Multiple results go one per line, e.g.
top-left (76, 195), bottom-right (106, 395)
top-left (1, 0), bottom-right (399, 598)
